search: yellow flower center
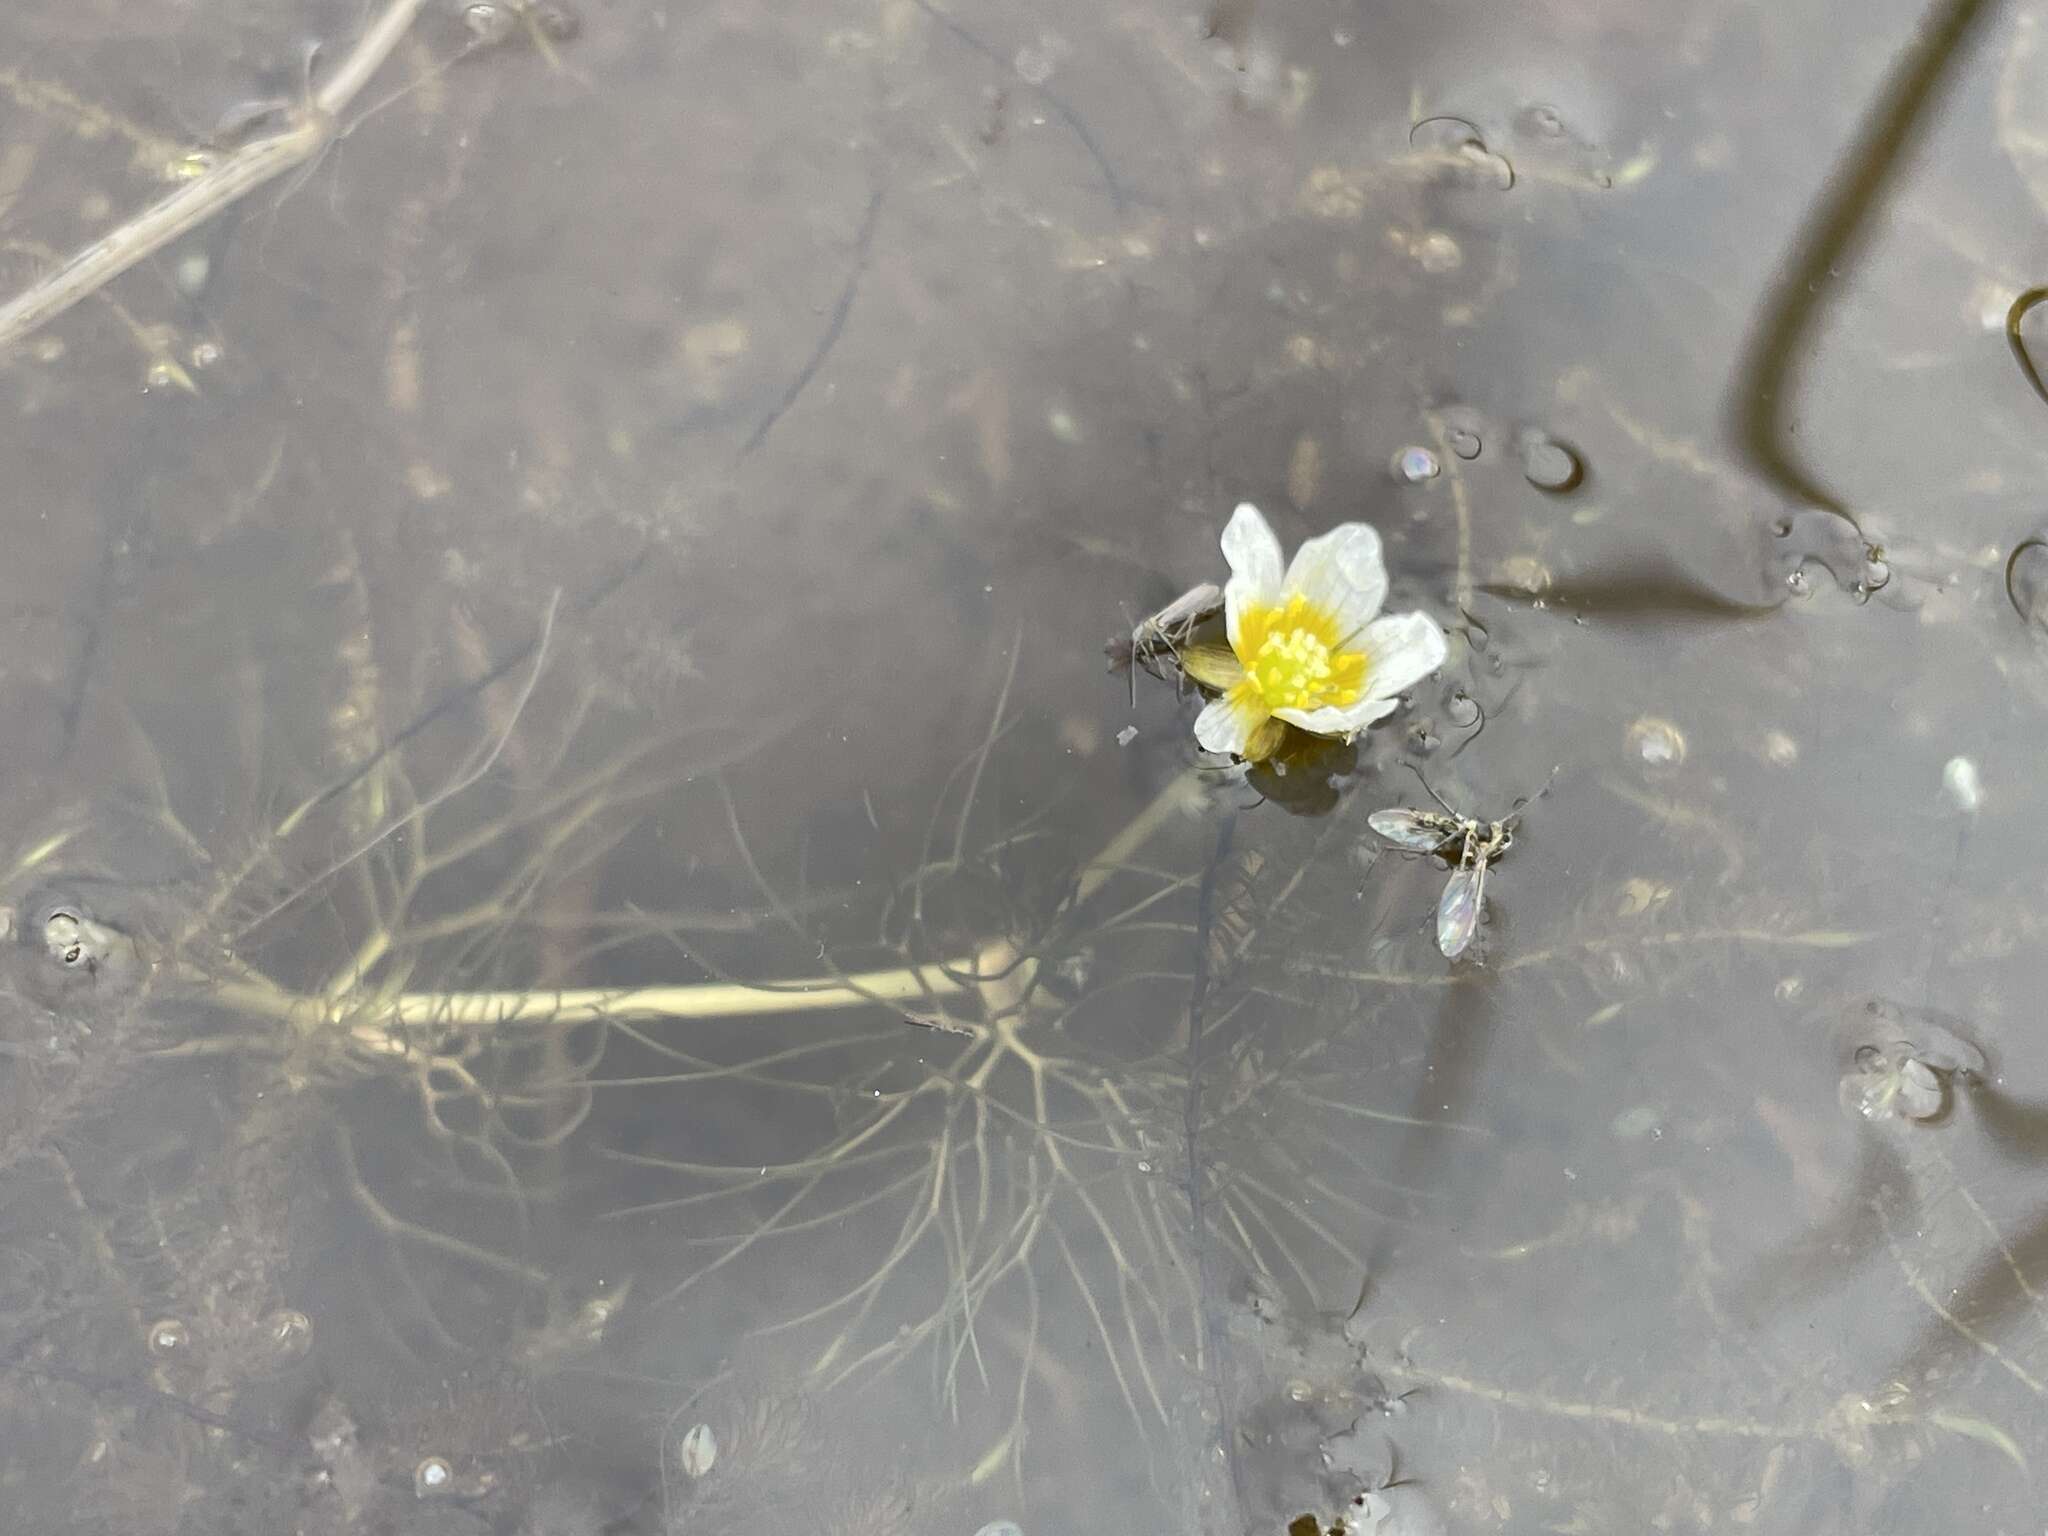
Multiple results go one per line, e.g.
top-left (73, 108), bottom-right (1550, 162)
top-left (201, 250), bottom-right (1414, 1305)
top-left (1237, 593), bottom-right (1366, 712)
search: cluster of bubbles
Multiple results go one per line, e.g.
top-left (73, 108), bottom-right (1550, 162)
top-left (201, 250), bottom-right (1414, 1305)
top-left (1386, 423), bottom-right (1583, 491)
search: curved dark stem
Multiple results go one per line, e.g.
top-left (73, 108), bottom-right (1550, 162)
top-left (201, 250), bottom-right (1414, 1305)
top-left (2006, 287), bottom-right (2048, 409)
top-left (1727, 0), bottom-right (1998, 534)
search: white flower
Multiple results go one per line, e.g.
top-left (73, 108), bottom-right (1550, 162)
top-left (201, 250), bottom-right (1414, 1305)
top-left (1181, 503), bottom-right (1447, 761)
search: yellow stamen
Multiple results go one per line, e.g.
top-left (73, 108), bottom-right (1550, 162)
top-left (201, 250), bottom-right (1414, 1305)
top-left (1235, 593), bottom-right (1366, 712)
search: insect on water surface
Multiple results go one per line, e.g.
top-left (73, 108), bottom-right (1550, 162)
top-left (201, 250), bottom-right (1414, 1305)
top-left (1109, 581), bottom-right (1223, 705)
top-left (1368, 771), bottom-right (1555, 958)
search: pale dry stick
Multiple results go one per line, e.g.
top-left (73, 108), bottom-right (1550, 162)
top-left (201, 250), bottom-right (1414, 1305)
top-left (0, 0), bottom-right (430, 352)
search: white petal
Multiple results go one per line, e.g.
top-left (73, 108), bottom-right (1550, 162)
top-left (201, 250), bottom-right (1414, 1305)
top-left (1284, 521), bottom-right (1387, 638)
top-left (1220, 502), bottom-right (1284, 651)
top-left (1359, 610), bottom-right (1448, 700)
top-left (1194, 686), bottom-right (1271, 756)
top-left (1272, 694), bottom-right (1400, 738)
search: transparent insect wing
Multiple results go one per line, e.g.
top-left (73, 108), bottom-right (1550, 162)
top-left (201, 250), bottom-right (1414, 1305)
top-left (1436, 859), bottom-right (1485, 957)
top-left (1371, 808), bottom-right (1453, 850)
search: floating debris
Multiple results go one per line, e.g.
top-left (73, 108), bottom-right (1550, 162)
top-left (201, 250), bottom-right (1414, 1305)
top-left (1409, 115), bottom-right (1516, 189)
top-left (1942, 755), bottom-right (1983, 814)
top-left (265, 1308), bottom-right (312, 1358)
top-left (1842, 1045), bottom-right (1945, 1121)
top-left (1116, 725), bottom-right (1138, 746)
top-left (677, 1422), bottom-right (718, 1479)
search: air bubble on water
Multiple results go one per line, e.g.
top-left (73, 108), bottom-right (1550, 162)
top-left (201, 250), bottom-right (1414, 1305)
top-left (678, 1422), bottom-right (718, 1478)
top-left (414, 1457), bottom-right (453, 1498)
top-left (1859, 555), bottom-right (1891, 594)
top-left (1446, 426), bottom-right (1481, 459)
top-left (1942, 756), bottom-right (1982, 814)
top-left (1391, 445), bottom-right (1440, 483)
top-left (1784, 567), bottom-right (1812, 597)
top-left (1518, 432), bottom-right (1583, 492)
top-left (1523, 105), bottom-right (1566, 137)
top-left (1444, 689), bottom-right (1480, 728)
top-left (1626, 716), bottom-right (1685, 768)
top-left (146, 1318), bottom-right (189, 1356)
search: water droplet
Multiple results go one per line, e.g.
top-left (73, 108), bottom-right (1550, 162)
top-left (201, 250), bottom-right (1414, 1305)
top-left (1446, 426), bottom-right (1481, 459)
top-left (678, 1422), bottom-right (718, 1478)
top-left (265, 1308), bottom-right (311, 1357)
top-left (146, 1318), bottom-right (188, 1356)
top-left (1942, 755), bottom-right (1982, 814)
top-left (1391, 445), bottom-right (1440, 483)
top-left (1784, 567), bottom-right (1812, 597)
top-left (1518, 433), bottom-right (1583, 492)
top-left (1626, 716), bottom-right (1685, 768)
top-left (414, 1457), bottom-right (453, 1497)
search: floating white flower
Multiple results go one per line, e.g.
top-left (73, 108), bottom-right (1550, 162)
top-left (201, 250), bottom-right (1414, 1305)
top-left (1181, 503), bottom-right (1447, 761)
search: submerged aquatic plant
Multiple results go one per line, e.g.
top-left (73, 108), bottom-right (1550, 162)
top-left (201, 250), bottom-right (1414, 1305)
top-left (1181, 505), bottom-right (1446, 762)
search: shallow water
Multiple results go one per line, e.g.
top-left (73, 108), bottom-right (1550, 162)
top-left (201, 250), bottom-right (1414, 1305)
top-left (5, 0), bottom-right (2048, 1531)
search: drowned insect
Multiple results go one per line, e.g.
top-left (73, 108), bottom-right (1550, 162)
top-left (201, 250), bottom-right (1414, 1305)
top-left (1368, 770), bottom-right (1555, 958)
top-left (1107, 581), bottom-right (1223, 705)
